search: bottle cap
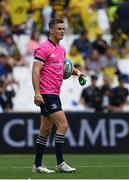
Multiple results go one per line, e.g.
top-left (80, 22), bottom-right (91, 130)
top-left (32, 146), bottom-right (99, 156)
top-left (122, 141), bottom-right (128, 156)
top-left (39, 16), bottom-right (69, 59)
top-left (78, 75), bottom-right (87, 86)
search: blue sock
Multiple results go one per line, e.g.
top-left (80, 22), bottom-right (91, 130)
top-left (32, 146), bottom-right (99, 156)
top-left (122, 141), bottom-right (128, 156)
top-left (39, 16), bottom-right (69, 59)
top-left (55, 134), bottom-right (65, 165)
top-left (34, 136), bottom-right (47, 167)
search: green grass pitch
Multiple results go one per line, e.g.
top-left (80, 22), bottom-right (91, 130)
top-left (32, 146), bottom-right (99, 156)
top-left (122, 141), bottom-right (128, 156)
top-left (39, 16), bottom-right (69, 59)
top-left (0, 154), bottom-right (129, 179)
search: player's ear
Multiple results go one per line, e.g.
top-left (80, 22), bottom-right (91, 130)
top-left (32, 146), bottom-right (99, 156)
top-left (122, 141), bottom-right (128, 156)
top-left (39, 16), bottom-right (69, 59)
top-left (49, 27), bottom-right (54, 34)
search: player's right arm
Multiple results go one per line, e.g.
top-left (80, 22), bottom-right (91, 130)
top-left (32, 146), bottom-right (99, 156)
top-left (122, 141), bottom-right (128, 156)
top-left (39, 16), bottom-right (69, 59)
top-left (32, 61), bottom-right (44, 106)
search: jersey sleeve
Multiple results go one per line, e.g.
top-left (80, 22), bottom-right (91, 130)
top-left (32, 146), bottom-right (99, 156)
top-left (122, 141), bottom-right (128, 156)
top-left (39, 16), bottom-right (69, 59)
top-left (34, 47), bottom-right (48, 63)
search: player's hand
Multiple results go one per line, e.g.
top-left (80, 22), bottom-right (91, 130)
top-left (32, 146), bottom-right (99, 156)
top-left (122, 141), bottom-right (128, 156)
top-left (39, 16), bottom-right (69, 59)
top-left (76, 69), bottom-right (85, 77)
top-left (77, 71), bottom-right (85, 77)
top-left (34, 94), bottom-right (44, 106)
top-left (73, 68), bottom-right (86, 77)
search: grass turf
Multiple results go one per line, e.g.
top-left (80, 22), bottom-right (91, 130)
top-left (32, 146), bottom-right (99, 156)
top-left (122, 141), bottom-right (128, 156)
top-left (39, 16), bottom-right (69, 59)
top-left (0, 154), bottom-right (129, 179)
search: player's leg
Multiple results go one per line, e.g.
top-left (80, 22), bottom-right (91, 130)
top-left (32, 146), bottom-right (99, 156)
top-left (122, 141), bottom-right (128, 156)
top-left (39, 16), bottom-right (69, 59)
top-left (49, 111), bottom-right (67, 164)
top-left (48, 111), bottom-right (76, 172)
top-left (32, 115), bottom-right (54, 173)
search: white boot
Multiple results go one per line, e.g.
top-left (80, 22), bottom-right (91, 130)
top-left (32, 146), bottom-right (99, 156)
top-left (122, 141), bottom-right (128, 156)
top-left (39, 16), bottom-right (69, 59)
top-left (32, 164), bottom-right (55, 173)
top-left (56, 162), bottom-right (76, 172)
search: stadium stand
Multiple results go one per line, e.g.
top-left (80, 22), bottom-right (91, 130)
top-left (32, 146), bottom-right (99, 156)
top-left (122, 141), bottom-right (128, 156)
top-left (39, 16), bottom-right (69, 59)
top-left (12, 35), bottom-right (129, 112)
top-left (0, 0), bottom-right (129, 112)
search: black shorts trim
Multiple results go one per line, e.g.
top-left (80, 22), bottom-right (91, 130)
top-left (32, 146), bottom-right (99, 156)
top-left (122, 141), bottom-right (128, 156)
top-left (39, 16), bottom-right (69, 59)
top-left (40, 94), bottom-right (62, 116)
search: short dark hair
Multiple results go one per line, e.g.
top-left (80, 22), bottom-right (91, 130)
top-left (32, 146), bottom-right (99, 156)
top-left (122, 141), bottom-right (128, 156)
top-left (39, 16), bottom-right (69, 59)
top-left (118, 74), bottom-right (125, 82)
top-left (91, 75), bottom-right (98, 80)
top-left (48, 19), bottom-right (64, 28)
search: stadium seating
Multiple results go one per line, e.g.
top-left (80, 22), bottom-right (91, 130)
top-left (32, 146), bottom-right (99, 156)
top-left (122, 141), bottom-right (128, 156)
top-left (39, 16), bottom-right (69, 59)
top-left (12, 35), bottom-right (129, 112)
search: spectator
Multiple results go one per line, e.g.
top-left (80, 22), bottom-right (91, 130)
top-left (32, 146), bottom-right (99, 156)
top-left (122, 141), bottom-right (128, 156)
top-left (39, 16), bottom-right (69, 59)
top-left (100, 75), bottom-right (111, 112)
top-left (7, 0), bottom-right (30, 34)
top-left (101, 46), bottom-right (118, 67)
top-left (107, 0), bottom-right (122, 35)
top-left (92, 31), bottom-right (107, 55)
top-left (31, 0), bottom-right (50, 33)
top-left (42, 2), bottom-right (52, 34)
top-left (108, 75), bottom-right (129, 112)
top-left (101, 46), bottom-right (120, 82)
top-left (51, 0), bottom-right (70, 19)
top-left (111, 32), bottom-right (128, 58)
top-left (0, 0), bottom-right (11, 32)
top-left (115, 0), bottom-right (129, 35)
top-left (86, 49), bottom-right (103, 74)
top-left (0, 53), bottom-right (19, 112)
top-left (67, 0), bottom-right (87, 33)
top-left (3, 34), bottom-right (28, 66)
top-left (72, 29), bottom-right (91, 60)
top-left (0, 81), bottom-right (16, 112)
top-left (67, 45), bottom-right (84, 71)
top-left (27, 30), bottom-right (40, 55)
top-left (81, 1), bottom-right (103, 40)
top-left (80, 74), bottom-right (102, 112)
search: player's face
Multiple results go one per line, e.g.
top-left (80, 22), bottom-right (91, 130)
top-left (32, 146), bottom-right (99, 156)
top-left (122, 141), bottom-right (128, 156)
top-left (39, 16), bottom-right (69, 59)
top-left (50, 23), bottom-right (65, 41)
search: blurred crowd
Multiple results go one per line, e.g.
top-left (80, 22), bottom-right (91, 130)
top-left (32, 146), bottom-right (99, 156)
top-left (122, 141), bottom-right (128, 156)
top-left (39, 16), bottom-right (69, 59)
top-left (80, 74), bottom-right (129, 112)
top-left (0, 0), bottom-right (129, 112)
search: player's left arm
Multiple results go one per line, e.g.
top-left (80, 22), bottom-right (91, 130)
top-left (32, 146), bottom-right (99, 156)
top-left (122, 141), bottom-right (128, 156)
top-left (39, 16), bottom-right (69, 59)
top-left (72, 68), bottom-right (85, 76)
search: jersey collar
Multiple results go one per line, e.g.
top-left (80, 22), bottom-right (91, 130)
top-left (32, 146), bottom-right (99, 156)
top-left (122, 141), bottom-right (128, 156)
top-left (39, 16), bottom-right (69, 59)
top-left (48, 38), bottom-right (56, 46)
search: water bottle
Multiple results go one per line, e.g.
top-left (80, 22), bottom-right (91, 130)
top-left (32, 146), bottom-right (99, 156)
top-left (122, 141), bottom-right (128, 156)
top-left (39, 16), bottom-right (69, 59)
top-left (78, 75), bottom-right (87, 86)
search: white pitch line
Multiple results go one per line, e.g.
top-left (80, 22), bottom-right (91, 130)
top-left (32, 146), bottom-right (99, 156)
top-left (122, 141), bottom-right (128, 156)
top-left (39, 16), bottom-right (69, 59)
top-left (0, 165), bottom-right (129, 169)
top-left (0, 179), bottom-right (128, 180)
